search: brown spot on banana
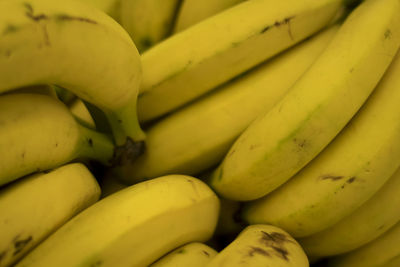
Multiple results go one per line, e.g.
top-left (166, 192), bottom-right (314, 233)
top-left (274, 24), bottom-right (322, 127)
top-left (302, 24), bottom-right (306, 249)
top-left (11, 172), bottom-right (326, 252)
top-left (319, 174), bottom-right (344, 181)
top-left (248, 246), bottom-right (270, 257)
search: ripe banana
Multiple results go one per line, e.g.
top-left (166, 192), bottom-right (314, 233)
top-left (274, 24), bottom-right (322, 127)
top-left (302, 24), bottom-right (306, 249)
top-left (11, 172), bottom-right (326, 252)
top-left (150, 242), bottom-right (217, 267)
top-left (119, 0), bottom-right (182, 53)
top-left (173, 0), bottom-right (245, 33)
top-left (16, 175), bottom-right (220, 267)
top-left (210, 0), bottom-right (400, 201)
top-left (0, 0), bottom-right (145, 149)
top-left (327, 220), bottom-right (400, 267)
top-left (0, 93), bottom-right (115, 186)
top-left (298, 165), bottom-right (400, 258)
top-left (206, 224), bottom-right (309, 267)
top-left (118, 25), bottom-right (339, 182)
top-left (138, 0), bottom-right (344, 122)
top-left (241, 47), bottom-right (400, 237)
top-left (0, 163), bottom-right (100, 267)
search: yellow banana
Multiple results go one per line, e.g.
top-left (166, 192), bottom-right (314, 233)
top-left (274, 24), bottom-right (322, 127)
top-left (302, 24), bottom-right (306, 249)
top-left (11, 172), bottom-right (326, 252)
top-left (0, 0), bottom-right (144, 149)
top-left (210, 0), bottom-right (400, 201)
top-left (118, 25), bottom-right (338, 182)
top-left (206, 224), bottom-right (309, 267)
top-left (298, 165), bottom-right (400, 258)
top-left (0, 93), bottom-right (115, 186)
top-left (327, 220), bottom-right (400, 267)
top-left (138, 0), bottom-right (344, 122)
top-left (150, 242), bottom-right (217, 267)
top-left (242, 47), bottom-right (400, 237)
top-left (173, 0), bottom-right (245, 33)
top-left (119, 0), bottom-right (182, 53)
top-left (16, 175), bottom-right (220, 267)
top-left (0, 163), bottom-right (100, 267)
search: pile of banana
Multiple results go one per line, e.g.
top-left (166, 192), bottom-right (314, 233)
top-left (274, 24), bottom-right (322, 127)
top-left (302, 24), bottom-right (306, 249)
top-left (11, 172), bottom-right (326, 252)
top-left (1, 0), bottom-right (400, 266)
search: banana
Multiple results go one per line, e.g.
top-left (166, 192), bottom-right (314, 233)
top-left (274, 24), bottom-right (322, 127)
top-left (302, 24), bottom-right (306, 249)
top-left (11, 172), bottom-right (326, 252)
top-left (16, 175), bottom-right (220, 267)
top-left (138, 0), bottom-right (344, 122)
top-left (118, 25), bottom-right (339, 182)
top-left (298, 165), bottom-right (400, 258)
top-left (119, 0), bottom-right (182, 53)
top-left (241, 45), bottom-right (400, 237)
top-left (173, 0), bottom-right (245, 33)
top-left (0, 93), bottom-right (115, 186)
top-left (150, 242), bottom-right (217, 267)
top-left (206, 224), bottom-right (309, 267)
top-left (0, 163), bottom-right (100, 267)
top-left (0, 0), bottom-right (145, 150)
top-left (327, 220), bottom-right (400, 267)
top-left (210, 0), bottom-right (400, 201)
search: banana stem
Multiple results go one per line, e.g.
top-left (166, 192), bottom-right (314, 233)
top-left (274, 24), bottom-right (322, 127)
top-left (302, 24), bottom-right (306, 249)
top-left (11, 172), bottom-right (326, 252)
top-left (104, 100), bottom-right (146, 165)
top-left (77, 124), bottom-right (116, 166)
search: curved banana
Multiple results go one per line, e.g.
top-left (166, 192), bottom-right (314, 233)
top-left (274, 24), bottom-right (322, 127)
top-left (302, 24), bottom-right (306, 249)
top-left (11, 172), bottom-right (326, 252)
top-left (0, 93), bottom-right (115, 186)
top-left (210, 0), bottom-right (400, 201)
top-left (0, 0), bottom-right (144, 149)
top-left (150, 242), bottom-right (217, 267)
top-left (16, 175), bottom-right (220, 267)
top-left (327, 220), bottom-right (400, 267)
top-left (173, 0), bottom-right (245, 33)
top-left (206, 224), bottom-right (309, 267)
top-left (241, 47), bottom-right (400, 237)
top-left (0, 163), bottom-right (100, 267)
top-left (118, 25), bottom-right (338, 182)
top-left (138, 0), bottom-right (344, 122)
top-left (298, 165), bottom-right (400, 258)
top-left (119, 0), bottom-right (182, 53)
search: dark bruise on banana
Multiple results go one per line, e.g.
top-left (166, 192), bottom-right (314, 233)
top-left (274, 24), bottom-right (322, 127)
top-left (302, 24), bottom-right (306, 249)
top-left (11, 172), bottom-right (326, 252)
top-left (0, 235), bottom-right (33, 265)
top-left (245, 231), bottom-right (296, 261)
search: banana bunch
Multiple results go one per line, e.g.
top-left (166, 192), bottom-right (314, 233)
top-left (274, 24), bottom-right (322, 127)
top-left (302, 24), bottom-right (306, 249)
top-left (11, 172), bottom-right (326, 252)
top-left (4, 0), bottom-right (400, 265)
top-left (118, 24), bottom-right (339, 183)
top-left (210, 0), bottom-right (400, 201)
